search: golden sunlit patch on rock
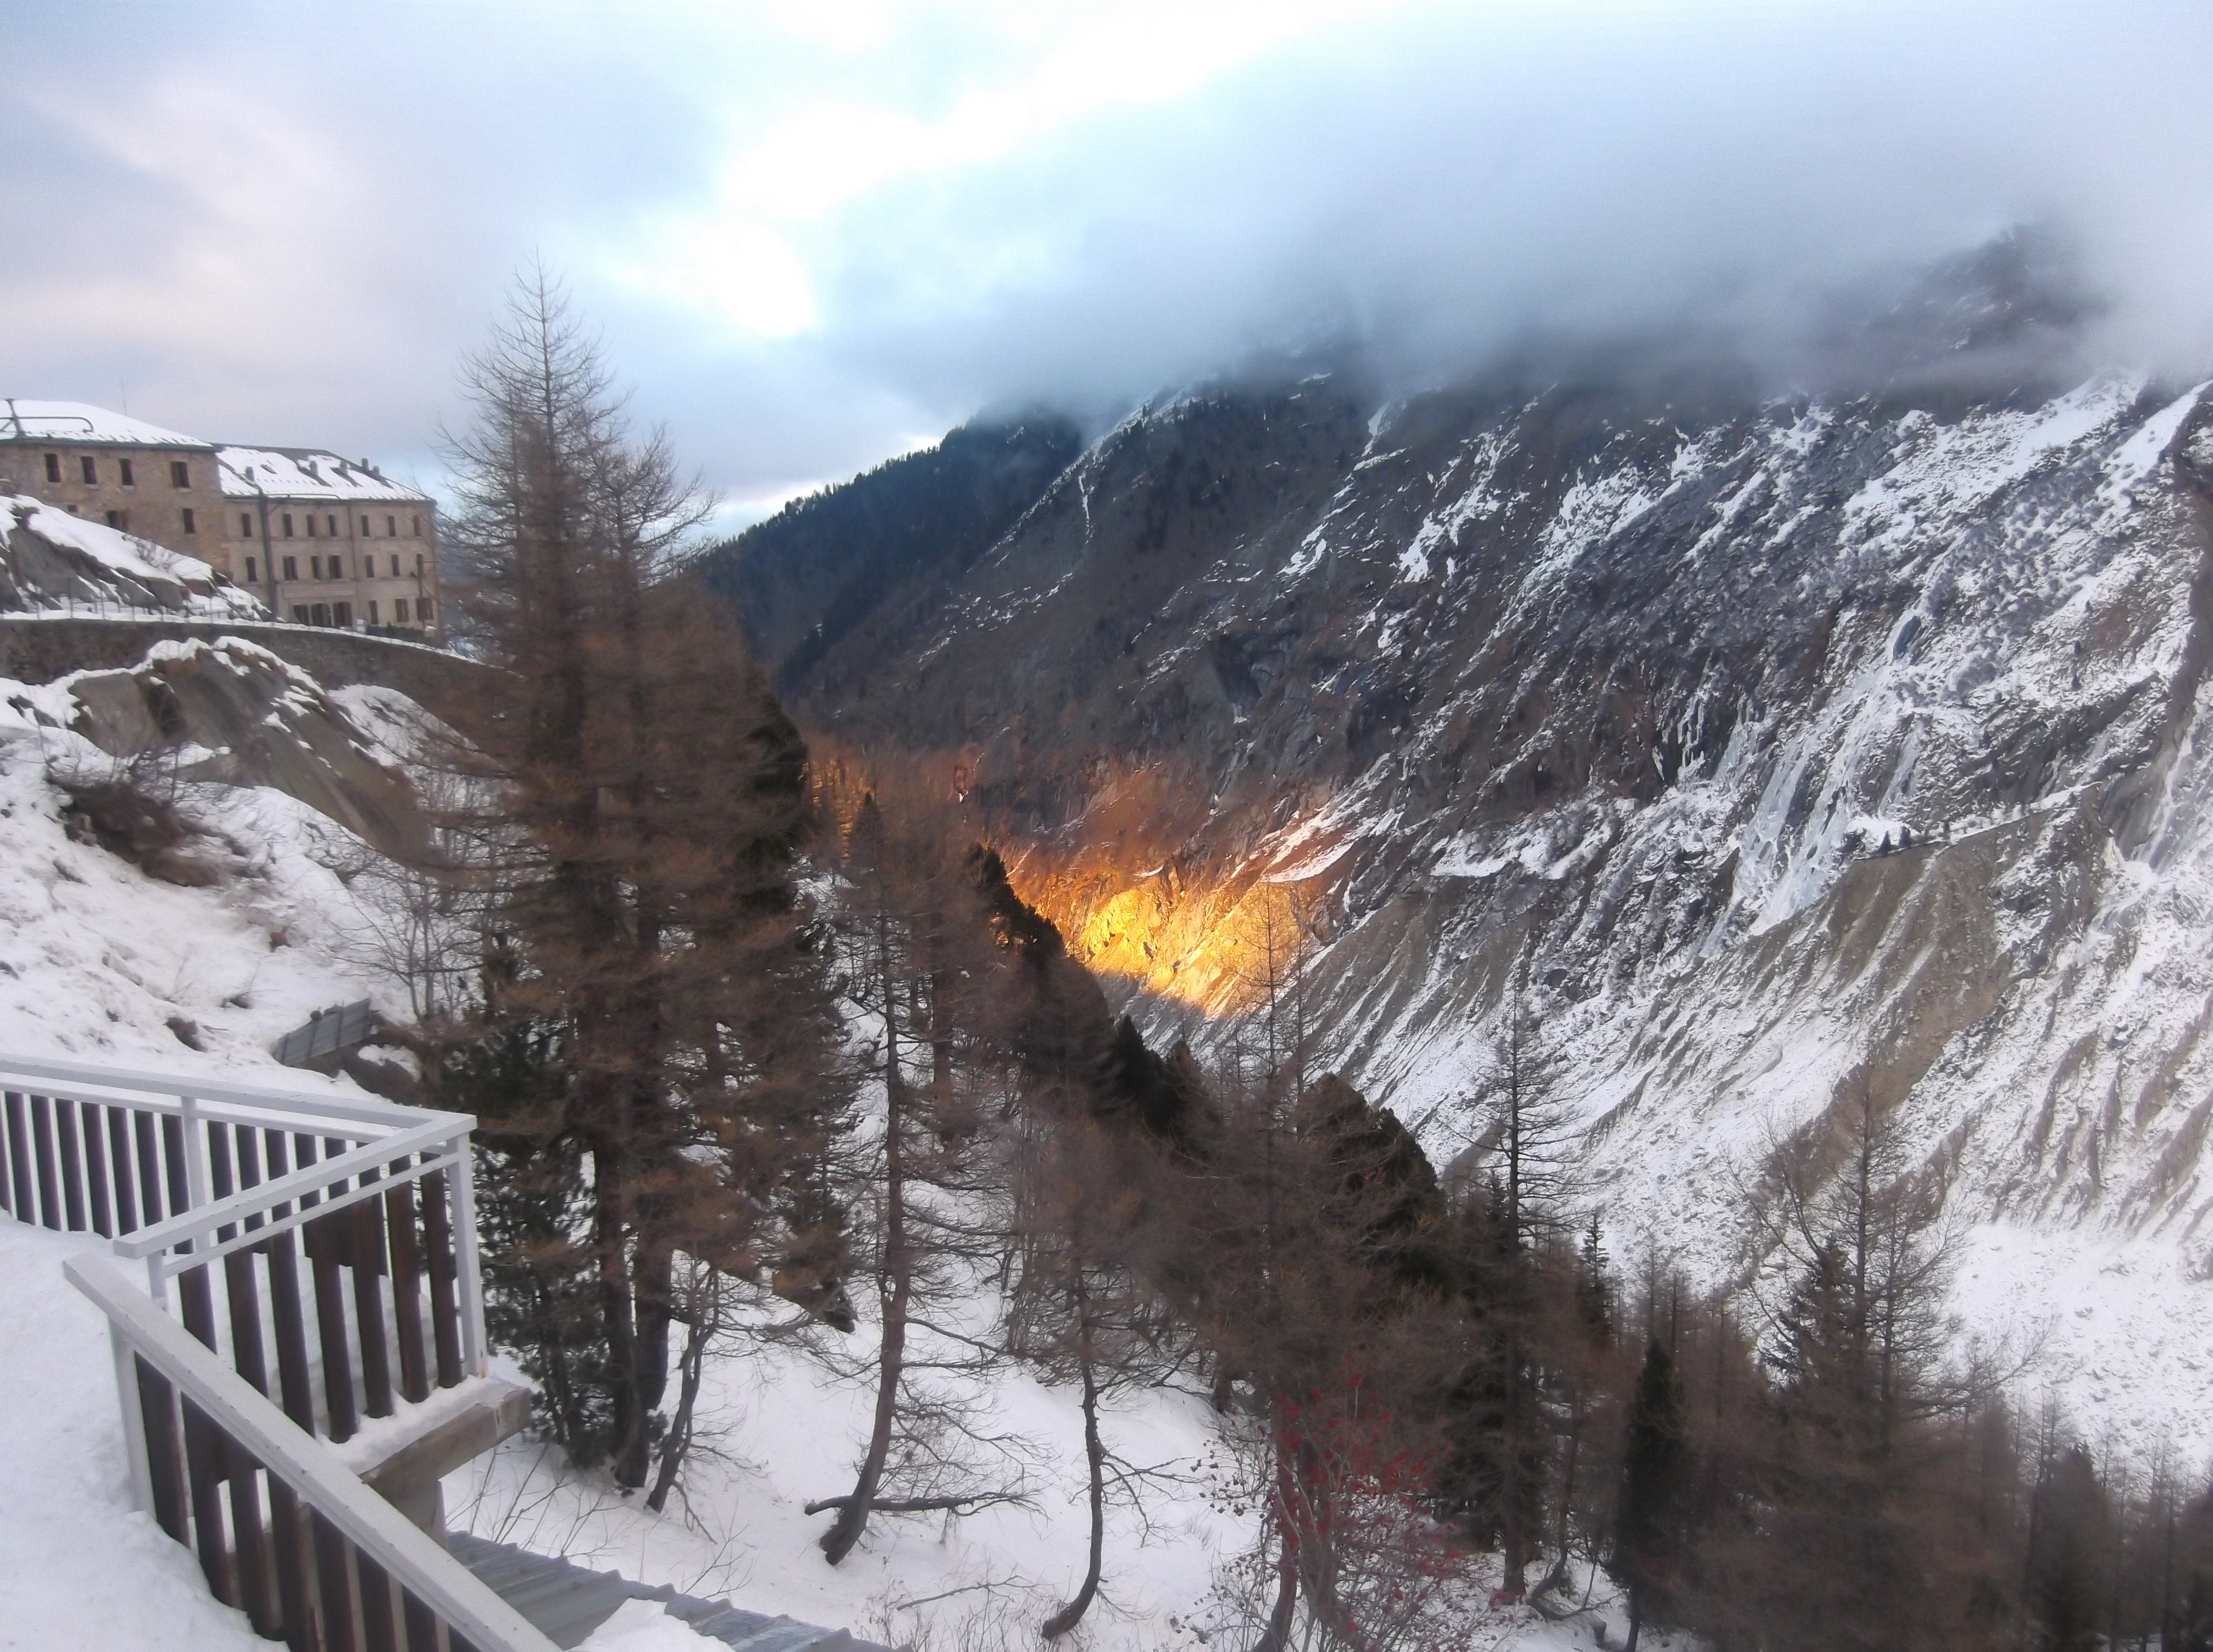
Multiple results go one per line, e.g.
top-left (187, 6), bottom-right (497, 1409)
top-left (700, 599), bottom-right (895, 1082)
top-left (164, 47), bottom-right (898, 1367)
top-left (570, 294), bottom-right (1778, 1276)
top-left (1003, 812), bottom-right (1356, 1013)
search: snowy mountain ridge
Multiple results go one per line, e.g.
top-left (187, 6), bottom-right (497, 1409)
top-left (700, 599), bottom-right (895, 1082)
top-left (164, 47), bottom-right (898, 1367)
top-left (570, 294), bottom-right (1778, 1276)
top-left (757, 359), bottom-right (2213, 1453)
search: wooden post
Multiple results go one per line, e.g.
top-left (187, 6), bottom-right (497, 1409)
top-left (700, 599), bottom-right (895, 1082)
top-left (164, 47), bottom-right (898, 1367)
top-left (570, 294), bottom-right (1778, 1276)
top-left (386, 1175), bottom-right (429, 1405)
top-left (180, 1093), bottom-right (211, 1211)
top-left (420, 1168), bottom-right (462, 1388)
top-left (351, 1183), bottom-right (396, 1420)
top-left (57, 1097), bottom-right (85, 1231)
top-left (449, 1142), bottom-right (487, 1377)
top-left (30, 1093), bottom-right (57, 1227)
top-left (110, 1321), bottom-right (157, 1516)
top-left (107, 1105), bottom-right (137, 1235)
top-left (84, 1101), bottom-right (113, 1238)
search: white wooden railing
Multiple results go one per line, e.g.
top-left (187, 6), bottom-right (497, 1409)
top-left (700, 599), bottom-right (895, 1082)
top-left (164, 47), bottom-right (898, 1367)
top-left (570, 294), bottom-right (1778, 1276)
top-left (0, 1054), bottom-right (550, 1652)
top-left (0, 1053), bottom-right (487, 1446)
top-left (70, 1251), bottom-right (555, 1652)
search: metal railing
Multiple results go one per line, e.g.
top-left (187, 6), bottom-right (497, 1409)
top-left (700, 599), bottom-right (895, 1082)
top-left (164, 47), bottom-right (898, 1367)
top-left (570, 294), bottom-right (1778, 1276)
top-left (0, 1053), bottom-right (486, 1450)
top-left (69, 1250), bottom-right (556, 1652)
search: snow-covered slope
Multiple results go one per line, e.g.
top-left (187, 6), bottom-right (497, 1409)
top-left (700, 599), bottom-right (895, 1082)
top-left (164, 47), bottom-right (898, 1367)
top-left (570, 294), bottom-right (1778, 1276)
top-left (0, 646), bottom-right (438, 1067)
top-left (0, 1222), bottom-right (269, 1651)
top-left (0, 635), bottom-right (1639, 1648)
top-left (754, 358), bottom-right (2213, 1455)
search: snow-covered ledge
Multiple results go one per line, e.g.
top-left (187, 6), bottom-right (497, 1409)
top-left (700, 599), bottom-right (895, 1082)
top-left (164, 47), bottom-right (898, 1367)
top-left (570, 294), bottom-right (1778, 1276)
top-left (330, 1373), bottom-right (532, 1538)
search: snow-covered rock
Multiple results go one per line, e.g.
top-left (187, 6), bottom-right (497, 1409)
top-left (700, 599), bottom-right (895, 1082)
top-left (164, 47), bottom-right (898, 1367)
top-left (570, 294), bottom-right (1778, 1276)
top-left (0, 493), bottom-right (263, 619)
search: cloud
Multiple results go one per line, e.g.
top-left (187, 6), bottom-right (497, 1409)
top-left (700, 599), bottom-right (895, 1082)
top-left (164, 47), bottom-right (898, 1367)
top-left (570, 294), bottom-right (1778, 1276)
top-left (3, 0), bottom-right (2209, 513)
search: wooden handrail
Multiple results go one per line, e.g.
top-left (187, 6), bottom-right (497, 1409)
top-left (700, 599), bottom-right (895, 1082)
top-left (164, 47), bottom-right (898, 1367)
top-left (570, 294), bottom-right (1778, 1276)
top-left (68, 1251), bottom-right (557, 1652)
top-left (3, 1053), bottom-right (491, 1431)
top-left (112, 1119), bottom-right (464, 1269)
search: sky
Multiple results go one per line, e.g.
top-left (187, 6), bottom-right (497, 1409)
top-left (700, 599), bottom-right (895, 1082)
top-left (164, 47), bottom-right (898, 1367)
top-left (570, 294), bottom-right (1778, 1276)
top-left (4, 0), bottom-right (2211, 529)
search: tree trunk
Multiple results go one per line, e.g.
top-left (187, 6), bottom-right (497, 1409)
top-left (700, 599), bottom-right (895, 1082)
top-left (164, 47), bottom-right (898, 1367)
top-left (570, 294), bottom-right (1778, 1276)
top-left (591, 1141), bottom-right (647, 1487)
top-left (618, 1236), bottom-right (674, 1489)
top-left (823, 955), bottom-right (910, 1566)
top-left (644, 1288), bottom-right (713, 1513)
top-left (1042, 1348), bottom-right (1105, 1639)
top-left (1253, 1421), bottom-right (1301, 1652)
top-left (1556, 1383), bottom-right (1581, 1578)
top-left (1500, 1321), bottom-right (1528, 1599)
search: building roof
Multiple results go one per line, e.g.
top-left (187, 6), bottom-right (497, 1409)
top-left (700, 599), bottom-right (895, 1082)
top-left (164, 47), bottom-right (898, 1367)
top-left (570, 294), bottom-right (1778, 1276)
top-left (217, 446), bottom-right (431, 505)
top-left (0, 399), bottom-right (215, 450)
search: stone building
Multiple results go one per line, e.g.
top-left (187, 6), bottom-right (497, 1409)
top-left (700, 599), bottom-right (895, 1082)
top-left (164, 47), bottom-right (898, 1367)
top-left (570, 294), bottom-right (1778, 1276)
top-left (0, 398), bottom-right (442, 639)
top-left (219, 446), bottom-right (442, 638)
top-left (0, 400), bottom-right (229, 551)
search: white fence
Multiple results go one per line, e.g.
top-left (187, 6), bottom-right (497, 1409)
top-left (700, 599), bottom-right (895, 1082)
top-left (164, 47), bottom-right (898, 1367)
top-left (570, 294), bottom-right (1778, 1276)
top-left (1, 1053), bottom-right (547, 1652)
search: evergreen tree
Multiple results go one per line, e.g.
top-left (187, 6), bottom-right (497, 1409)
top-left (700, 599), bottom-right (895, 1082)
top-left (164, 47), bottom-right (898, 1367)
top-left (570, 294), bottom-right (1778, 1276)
top-left (1615, 1336), bottom-right (1688, 1652)
top-left (2029, 1447), bottom-right (2111, 1652)
top-left (437, 267), bottom-right (849, 1488)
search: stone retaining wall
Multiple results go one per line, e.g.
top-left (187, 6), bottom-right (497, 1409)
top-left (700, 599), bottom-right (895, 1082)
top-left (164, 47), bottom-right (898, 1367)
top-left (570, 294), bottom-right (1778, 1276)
top-left (0, 615), bottom-right (490, 706)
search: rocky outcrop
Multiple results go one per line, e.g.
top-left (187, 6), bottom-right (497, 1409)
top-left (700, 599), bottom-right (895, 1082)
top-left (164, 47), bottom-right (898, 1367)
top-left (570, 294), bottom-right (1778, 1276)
top-left (59, 637), bottom-right (425, 859)
top-left (0, 493), bottom-right (261, 619)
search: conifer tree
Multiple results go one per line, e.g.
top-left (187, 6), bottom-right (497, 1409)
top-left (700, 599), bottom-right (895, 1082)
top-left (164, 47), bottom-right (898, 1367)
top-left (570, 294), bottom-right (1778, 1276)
top-left (809, 771), bottom-right (1030, 1565)
top-left (1615, 1336), bottom-right (1688, 1651)
top-left (437, 267), bottom-right (848, 1489)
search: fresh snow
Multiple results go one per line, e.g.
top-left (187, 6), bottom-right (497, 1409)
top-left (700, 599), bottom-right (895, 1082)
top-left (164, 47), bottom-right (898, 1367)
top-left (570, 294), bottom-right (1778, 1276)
top-left (0, 1222), bottom-right (264, 1651)
top-left (4, 493), bottom-right (264, 618)
top-left (575, 1599), bottom-right (728, 1650)
top-left (217, 446), bottom-right (430, 505)
top-left (0, 672), bottom-right (418, 1069)
top-left (2, 399), bottom-right (212, 450)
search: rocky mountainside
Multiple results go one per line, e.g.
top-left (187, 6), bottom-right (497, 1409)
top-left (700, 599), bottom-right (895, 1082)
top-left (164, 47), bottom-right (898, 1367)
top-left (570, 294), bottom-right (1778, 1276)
top-left (718, 322), bottom-right (2213, 1446)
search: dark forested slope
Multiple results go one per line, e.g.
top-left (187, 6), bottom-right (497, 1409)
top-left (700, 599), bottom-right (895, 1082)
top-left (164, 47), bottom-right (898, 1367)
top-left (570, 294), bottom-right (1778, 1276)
top-left (696, 413), bottom-right (1081, 693)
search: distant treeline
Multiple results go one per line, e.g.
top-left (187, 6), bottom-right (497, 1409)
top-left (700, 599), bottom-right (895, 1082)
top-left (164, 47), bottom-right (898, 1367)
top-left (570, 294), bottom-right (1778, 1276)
top-left (693, 413), bottom-right (1082, 695)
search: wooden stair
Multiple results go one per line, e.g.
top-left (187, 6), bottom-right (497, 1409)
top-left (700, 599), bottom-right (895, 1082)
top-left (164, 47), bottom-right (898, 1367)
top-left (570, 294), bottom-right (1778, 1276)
top-left (446, 1533), bottom-right (895, 1652)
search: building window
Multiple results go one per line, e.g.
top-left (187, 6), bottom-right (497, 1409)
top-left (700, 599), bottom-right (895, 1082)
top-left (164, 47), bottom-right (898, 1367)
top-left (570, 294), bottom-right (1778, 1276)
top-left (118, 459), bottom-right (135, 486)
top-left (105, 510), bottom-right (123, 529)
top-left (332, 602), bottom-right (352, 628)
top-left (389, 554), bottom-right (399, 576)
top-left (291, 606), bottom-right (309, 623)
top-left (43, 453), bottom-right (60, 483)
top-left (80, 456), bottom-right (97, 484)
top-left (367, 599), bottom-right (380, 625)
top-left (411, 515), bottom-right (421, 536)
top-left (281, 555), bottom-right (298, 581)
top-left (416, 596), bottom-right (434, 623)
top-left (305, 513), bottom-right (317, 538)
top-left (359, 516), bottom-right (370, 535)
top-left (171, 461), bottom-right (190, 489)
top-left (309, 555), bottom-right (321, 579)
top-left (281, 514), bottom-right (294, 537)
top-left (311, 603), bottom-right (330, 627)
top-left (240, 511), bottom-right (254, 536)
top-left (181, 508), bottom-right (196, 535)
top-left (326, 514), bottom-right (337, 536)
top-left (386, 514), bottom-right (396, 536)
top-left (413, 553), bottom-right (424, 576)
top-left (245, 558), bottom-right (258, 583)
